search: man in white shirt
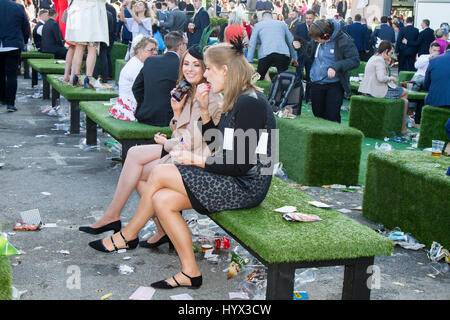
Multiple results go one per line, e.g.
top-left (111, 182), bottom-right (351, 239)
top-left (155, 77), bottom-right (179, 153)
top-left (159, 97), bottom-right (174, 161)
top-left (411, 42), bottom-right (441, 91)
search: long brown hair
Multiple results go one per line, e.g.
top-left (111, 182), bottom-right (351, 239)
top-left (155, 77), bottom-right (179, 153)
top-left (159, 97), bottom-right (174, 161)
top-left (176, 51), bottom-right (207, 99)
top-left (203, 43), bottom-right (259, 113)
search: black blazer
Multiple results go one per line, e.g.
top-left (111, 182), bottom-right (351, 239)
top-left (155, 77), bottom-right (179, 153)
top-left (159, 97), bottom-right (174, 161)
top-left (133, 52), bottom-right (180, 127)
top-left (33, 21), bottom-right (44, 50)
top-left (0, 0), bottom-right (30, 50)
top-left (41, 18), bottom-right (65, 53)
top-left (395, 24), bottom-right (419, 57)
top-left (187, 7), bottom-right (210, 47)
top-left (407, 27), bottom-right (435, 56)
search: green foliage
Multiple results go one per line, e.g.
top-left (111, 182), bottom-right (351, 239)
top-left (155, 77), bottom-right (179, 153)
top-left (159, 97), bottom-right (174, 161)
top-left (363, 150), bottom-right (450, 248)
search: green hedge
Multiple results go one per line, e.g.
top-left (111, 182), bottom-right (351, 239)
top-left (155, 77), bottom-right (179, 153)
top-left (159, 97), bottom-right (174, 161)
top-left (47, 74), bottom-right (118, 101)
top-left (349, 95), bottom-right (404, 139)
top-left (79, 101), bottom-right (172, 140)
top-left (28, 59), bottom-right (65, 74)
top-left (115, 59), bottom-right (127, 85)
top-left (277, 115), bottom-right (363, 186)
top-left (349, 61), bottom-right (367, 77)
top-left (0, 257), bottom-right (12, 300)
top-left (210, 177), bottom-right (394, 263)
top-left (418, 105), bottom-right (450, 148)
top-left (362, 150), bottom-right (450, 248)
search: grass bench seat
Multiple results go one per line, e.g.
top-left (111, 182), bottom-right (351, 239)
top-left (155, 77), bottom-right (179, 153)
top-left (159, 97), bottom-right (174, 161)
top-left (349, 61), bottom-right (367, 78)
top-left (277, 115), bottom-right (363, 186)
top-left (20, 51), bottom-right (55, 79)
top-left (418, 105), bottom-right (450, 148)
top-left (397, 71), bottom-right (415, 84)
top-left (47, 74), bottom-right (118, 134)
top-left (407, 90), bottom-right (427, 101)
top-left (114, 59), bottom-right (127, 84)
top-left (362, 150), bottom-right (450, 248)
top-left (350, 81), bottom-right (360, 93)
top-left (79, 101), bottom-right (171, 160)
top-left (349, 95), bottom-right (405, 139)
top-left (209, 177), bottom-right (394, 299)
top-left (28, 59), bottom-right (66, 97)
top-left (0, 256), bottom-right (12, 300)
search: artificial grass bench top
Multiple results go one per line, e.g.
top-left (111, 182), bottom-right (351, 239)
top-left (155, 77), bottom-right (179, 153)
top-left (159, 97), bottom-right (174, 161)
top-left (362, 150), bottom-right (450, 248)
top-left (349, 61), bottom-right (367, 77)
top-left (350, 81), bottom-right (360, 92)
top-left (277, 115), bottom-right (363, 186)
top-left (21, 51), bottom-right (54, 59)
top-left (349, 95), bottom-right (405, 140)
top-left (79, 101), bottom-right (172, 140)
top-left (47, 74), bottom-right (118, 101)
top-left (209, 177), bottom-right (394, 264)
top-left (407, 90), bottom-right (427, 101)
top-left (0, 256), bottom-right (12, 300)
top-left (28, 59), bottom-right (65, 74)
top-left (418, 105), bottom-right (450, 148)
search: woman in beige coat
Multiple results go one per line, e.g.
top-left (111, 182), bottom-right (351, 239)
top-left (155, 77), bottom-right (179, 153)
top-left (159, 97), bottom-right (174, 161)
top-left (79, 46), bottom-right (222, 248)
top-left (358, 40), bottom-right (410, 135)
top-left (65, 0), bottom-right (109, 88)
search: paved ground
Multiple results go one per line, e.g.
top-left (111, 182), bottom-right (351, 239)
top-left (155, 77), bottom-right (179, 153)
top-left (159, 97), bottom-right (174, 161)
top-left (0, 76), bottom-right (449, 300)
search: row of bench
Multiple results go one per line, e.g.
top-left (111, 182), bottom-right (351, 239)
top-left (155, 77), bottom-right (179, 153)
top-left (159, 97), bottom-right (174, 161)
top-left (20, 55), bottom-right (449, 300)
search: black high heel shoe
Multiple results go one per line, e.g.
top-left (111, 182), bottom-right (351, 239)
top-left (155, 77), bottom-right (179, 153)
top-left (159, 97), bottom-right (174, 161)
top-left (139, 234), bottom-right (174, 250)
top-left (151, 271), bottom-right (202, 289)
top-left (79, 220), bottom-right (121, 235)
top-left (71, 74), bottom-right (81, 87)
top-left (89, 231), bottom-right (139, 253)
top-left (83, 76), bottom-right (91, 89)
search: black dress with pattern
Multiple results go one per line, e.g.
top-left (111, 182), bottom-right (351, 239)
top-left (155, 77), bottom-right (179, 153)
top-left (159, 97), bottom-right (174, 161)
top-left (176, 90), bottom-right (276, 215)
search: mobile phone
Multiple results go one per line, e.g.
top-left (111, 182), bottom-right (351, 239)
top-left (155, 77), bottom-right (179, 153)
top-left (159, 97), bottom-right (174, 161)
top-left (172, 80), bottom-right (192, 102)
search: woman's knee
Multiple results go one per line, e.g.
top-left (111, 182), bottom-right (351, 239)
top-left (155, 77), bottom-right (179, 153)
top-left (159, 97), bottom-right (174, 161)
top-left (152, 190), bottom-right (174, 215)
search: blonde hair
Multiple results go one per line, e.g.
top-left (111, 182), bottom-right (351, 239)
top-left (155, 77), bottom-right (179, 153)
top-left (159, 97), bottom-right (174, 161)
top-left (132, 35), bottom-right (158, 56)
top-left (131, 0), bottom-right (152, 17)
top-left (204, 43), bottom-right (260, 113)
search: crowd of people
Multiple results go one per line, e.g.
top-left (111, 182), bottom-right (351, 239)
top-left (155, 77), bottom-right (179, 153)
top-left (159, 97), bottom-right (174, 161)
top-left (1, 0), bottom-right (450, 289)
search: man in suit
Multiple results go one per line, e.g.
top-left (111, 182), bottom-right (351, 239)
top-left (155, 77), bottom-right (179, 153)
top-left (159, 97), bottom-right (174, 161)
top-left (41, 9), bottom-right (67, 59)
top-left (0, 0), bottom-right (31, 112)
top-left (345, 14), bottom-right (369, 61)
top-left (94, 5), bottom-right (115, 82)
top-left (423, 43), bottom-right (450, 108)
top-left (372, 16), bottom-right (395, 45)
top-left (132, 31), bottom-right (187, 126)
top-left (403, 19), bottom-right (434, 57)
top-left (247, 11), bottom-right (297, 81)
top-left (395, 16), bottom-right (419, 71)
top-left (361, 17), bottom-right (374, 61)
top-left (286, 10), bottom-right (301, 34)
top-left (293, 9), bottom-right (315, 105)
top-left (187, 0), bottom-right (210, 48)
top-left (159, 0), bottom-right (187, 34)
top-left (32, 9), bottom-right (49, 51)
top-left (336, 0), bottom-right (347, 20)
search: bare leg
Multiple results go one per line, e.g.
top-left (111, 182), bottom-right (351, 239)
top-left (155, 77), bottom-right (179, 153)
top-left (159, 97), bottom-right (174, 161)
top-left (153, 188), bottom-right (201, 286)
top-left (70, 44), bottom-right (85, 83)
top-left (85, 45), bottom-right (97, 77)
top-left (400, 90), bottom-right (410, 135)
top-left (63, 46), bottom-right (75, 83)
top-left (99, 164), bottom-right (188, 251)
top-left (91, 144), bottom-right (163, 228)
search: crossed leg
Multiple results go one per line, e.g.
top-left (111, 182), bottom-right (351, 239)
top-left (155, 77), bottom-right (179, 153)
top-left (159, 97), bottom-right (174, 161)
top-left (99, 163), bottom-right (200, 285)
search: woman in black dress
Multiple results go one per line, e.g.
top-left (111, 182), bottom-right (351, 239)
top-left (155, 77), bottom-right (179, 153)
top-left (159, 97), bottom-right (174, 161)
top-left (89, 40), bottom-right (277, 289)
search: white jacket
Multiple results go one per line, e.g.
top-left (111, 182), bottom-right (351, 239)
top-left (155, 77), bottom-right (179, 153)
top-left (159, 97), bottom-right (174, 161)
top-left (65, 0), bottom-right (109, 45)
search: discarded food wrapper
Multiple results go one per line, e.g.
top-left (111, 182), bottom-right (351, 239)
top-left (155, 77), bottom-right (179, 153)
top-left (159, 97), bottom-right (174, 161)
top-left (227, 252), bottom-right (249, 280)
top-left (293, 291), bottom-right (309, 300)
top-left (129, 286), bottom-right (155, 300)
top-left (428, 242), bottom-right (449, 262)
top-left (308, 201), bottom-right (330, 208)
top-left (274, 206), bottom-right (297, 213)
top-left (100, 293), bottom-right (113, 300)
top-left (13, 222), bottom-right (42, 231)
top-left (170, 293), bottom-right (193, 300)
top-left (214, 237), bottom-right (230, 249)
top-left (118, 264), bottom-right (134, 275)
top-left (58, 250), bottom-right (70, 255)
top-left (229, 292), bottom-right (249, 300)
top-left (337, 208), bottom-right (352, 214)
top-left (282, 212), bottom-right (322, 222)
top-left (20, 209), bottom-right (42, 226)
top-left (247, 269), bottom-right (265, 282)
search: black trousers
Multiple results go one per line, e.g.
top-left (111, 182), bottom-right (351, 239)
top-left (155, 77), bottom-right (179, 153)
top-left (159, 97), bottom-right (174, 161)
top-left (0, 49), bottom-right (21, 106)
top-left (310, 82), bottom-right (344, 123)
top-left (94, 43), bottom-right (113, 81)
top-left (257, 53), bottom-right (290, 81)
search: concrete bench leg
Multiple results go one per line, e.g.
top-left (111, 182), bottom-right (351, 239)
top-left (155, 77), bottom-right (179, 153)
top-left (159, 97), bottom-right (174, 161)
top-left (86, 116), bottom-right (97, 146)
top-left (266, 264), bottom-right (295, 300)
top-left (70, 101), bottom-right (80, 134)
top-left (342, 256), bottom-right (374, 300)
top-left (42, 74), bottom-right (50, 100)
top-left (51, 87), bottom-right (60, 108)
top-left (23, 60), bottom-right (30, 79)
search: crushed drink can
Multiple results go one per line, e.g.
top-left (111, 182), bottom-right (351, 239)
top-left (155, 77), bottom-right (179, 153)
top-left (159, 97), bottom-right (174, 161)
top-left (214, 237), bottom-right (230, 249)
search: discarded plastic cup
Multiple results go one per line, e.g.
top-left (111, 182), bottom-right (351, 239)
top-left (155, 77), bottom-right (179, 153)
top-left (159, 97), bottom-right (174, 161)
top-left (294, 269), bottom-right (316, 291)
top-left (431, 140), bottom-right (444, 158)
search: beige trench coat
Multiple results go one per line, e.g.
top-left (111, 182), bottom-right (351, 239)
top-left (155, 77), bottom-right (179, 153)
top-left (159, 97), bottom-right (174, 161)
top-left (65, 0), bottom-right (109, 46)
